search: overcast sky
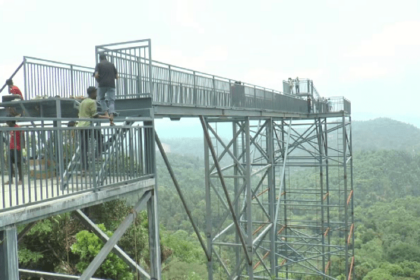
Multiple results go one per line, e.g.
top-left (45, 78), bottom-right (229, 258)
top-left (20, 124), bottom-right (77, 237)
top-left (1, 0), bottom-right (419, 133)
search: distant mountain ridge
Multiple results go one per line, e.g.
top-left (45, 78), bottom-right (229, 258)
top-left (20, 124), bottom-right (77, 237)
top-left (161, 118), bottom-right (420, 155)
top-left (352, 118), bottom-right (420, 151)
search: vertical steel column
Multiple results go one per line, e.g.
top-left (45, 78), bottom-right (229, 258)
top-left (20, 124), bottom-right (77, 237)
top-left (266, 118), bottom-right (276, 277)
top-left (0, 226), bottom-right (19, 280)
top-left (204, 127), bottom-right (213, 280)
top-left (349, 116), bottom-right (355, 278)
top-left (233, 122), bottom-right (240, 276)
top-left (245, 118), bottom-right (254, 279)
top-left (145, 121), bottom-right (161, 279)
top-left (324, 118), bottom-right (331, 275)
top-left (316, 118), bottom-right (326, 278)
top-left (342, 115), bottom-right (349, 276)
top-left (281, 118), bottom-right (288, 278)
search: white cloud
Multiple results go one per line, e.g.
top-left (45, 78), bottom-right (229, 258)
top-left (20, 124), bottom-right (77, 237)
top-left (346, 21), bottom-right (420, 58)
top-left (173, 0), bottom-right (206, 34)
top-left (154, 45), bottom-right (229, 73)
top-left (339, 21), bottom-right (420, 82)
top-left (340, 63), bottom-right (390, 82)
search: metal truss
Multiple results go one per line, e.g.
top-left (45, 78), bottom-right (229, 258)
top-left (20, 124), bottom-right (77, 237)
top-left (197, 115), bottom-right (353, 280)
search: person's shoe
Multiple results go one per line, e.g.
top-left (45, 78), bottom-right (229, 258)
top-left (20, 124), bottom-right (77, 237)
top-left (17, 180), bottom-right (22, 185)
top-left (4, 180), bottom-right (13, 184)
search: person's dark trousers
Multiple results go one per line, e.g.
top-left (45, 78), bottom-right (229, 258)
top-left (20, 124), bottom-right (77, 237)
top-left (79, 129), bottom-right (104, 171)
top-left (296, 85), bottom-right (300, 94)
top-left (9, 149), bottom-right (22, 181)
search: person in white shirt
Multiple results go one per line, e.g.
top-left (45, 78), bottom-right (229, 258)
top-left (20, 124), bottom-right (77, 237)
top-left (288, 78), bottom-right (294, 94)
top-left (295, 77), bottom-right (300, 94)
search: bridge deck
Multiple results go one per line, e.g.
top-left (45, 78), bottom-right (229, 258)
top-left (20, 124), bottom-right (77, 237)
top-left (0, 177), bottom-right (154, 230)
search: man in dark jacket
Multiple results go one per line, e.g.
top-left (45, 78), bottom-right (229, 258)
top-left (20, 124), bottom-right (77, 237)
top-left (94, 54), bottom-right (118, 119)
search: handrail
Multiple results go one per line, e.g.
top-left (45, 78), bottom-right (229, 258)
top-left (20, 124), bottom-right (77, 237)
top-left (14, 55), bottom-right (351, 114)
top-left (0, 118), bottom-right (154, 211)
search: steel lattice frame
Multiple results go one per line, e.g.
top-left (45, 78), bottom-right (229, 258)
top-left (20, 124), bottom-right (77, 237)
top-left (201, 114), bottom-right (353, 280)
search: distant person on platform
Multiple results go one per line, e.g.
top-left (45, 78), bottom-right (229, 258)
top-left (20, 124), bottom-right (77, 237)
top-left (295, 77), bottom-right (300, 94)
top-left (94, 54), bottom-right (118, 120)
top-left (5, 79), bottom-right (23, 117)
top-left (6, 79), bottom-right (23, 100)
top-left (327, 98), bottom-right (332, 112)
top-left (307, 97), bottom-right (311, 113)
top-left (288, 78), bottom-right (294, 94)
top-left (78, 87), bottom-right (113, 174)
top-left (5, 119), bottom-right (25, 185)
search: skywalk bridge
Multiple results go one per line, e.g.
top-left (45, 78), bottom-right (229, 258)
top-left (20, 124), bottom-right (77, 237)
top-left (0, 40), bottom-right (353, 280)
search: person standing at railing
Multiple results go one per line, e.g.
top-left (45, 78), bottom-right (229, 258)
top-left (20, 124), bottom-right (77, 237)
top-left (307, 97), bottom-right (312, 113)
top-left (295, 77), bottom-right (300, 94)
top-left (6, 79), bottom-right (23, 100)
top-left (5, 79), bottom-right (23, 117)
top-left (5, 119), bottom-right (25, 185)
top-left (94, 54), bottom-right (119, 121)
top-left (327, 98), bottom-right (332, 112)
top-left (78, 86), bottom-right (112, 174)
top-left (288, 78), bottom-right (294, 94)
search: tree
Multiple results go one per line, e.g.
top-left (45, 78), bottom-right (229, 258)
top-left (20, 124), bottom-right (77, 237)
top-left (71, 224), bottom-right (133, 280)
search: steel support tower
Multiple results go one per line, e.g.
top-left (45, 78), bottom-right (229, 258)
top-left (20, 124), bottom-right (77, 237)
top-left (195, 115), bottom-right (353, 279)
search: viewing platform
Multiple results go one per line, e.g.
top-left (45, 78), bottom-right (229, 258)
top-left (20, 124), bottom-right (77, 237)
top-left (0, 38), bottom-right (351, 227)
top-left (0, 39), bottom-right (353, 280)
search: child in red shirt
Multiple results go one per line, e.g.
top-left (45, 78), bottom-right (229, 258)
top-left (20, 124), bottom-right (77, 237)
top-left (5, 79), bottom-right (23, 117)
top-left (6, 79), bottom-right (23, 100)
top-left (6, 120), bottom-right (25, 185)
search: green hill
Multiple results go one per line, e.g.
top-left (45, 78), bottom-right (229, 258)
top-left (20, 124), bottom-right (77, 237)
top-left (353, 118), bottom-right (420, 151)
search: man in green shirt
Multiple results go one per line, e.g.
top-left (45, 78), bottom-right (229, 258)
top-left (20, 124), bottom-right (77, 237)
top-left (78, 86), bottom-right (112, 173)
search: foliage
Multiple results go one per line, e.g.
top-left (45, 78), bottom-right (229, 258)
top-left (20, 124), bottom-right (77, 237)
top-left (71, 224), bottom-right (133, 280)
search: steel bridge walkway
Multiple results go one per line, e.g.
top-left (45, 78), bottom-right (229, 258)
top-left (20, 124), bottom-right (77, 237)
top-left (0, 39), bottom-right (353, 280)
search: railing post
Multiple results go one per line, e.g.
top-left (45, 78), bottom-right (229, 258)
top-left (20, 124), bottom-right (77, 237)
top-left (229, 79), bottom-right (232, 107)
top-left (272, 89), bottom-right (275, 110)
top-left (264, 88), bottom-right (266, 110)
top-left (148, 39), bottom-right (153, 99)
top-left (254, 86), bottom-right (257, 109)
top-left (137, 57), bottom-right (142, 98)
top-left (193, 71), bottom-right (197, 106)
top-left (23, 57), bottom-right (27, 100)
top-left (168, 65), bottom-right (172, 104)
top-left (311, 80), bottom-right (314, 113)
top-left (212, 76), bottom-right (216, 107)
top-left (55, 99), bottom-right (65, 190)
top-left (70, 65), bottom-right (74, 98)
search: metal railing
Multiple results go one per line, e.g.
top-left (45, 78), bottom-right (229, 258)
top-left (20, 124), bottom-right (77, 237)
top-left (325, 96), bottom-right (352, 113)
top-left (0, 117), bottom-right (154, 211)
top-left (20, 52), bottom-right (351, 114)
top-left (24, 57), bottom-right (96, 99)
